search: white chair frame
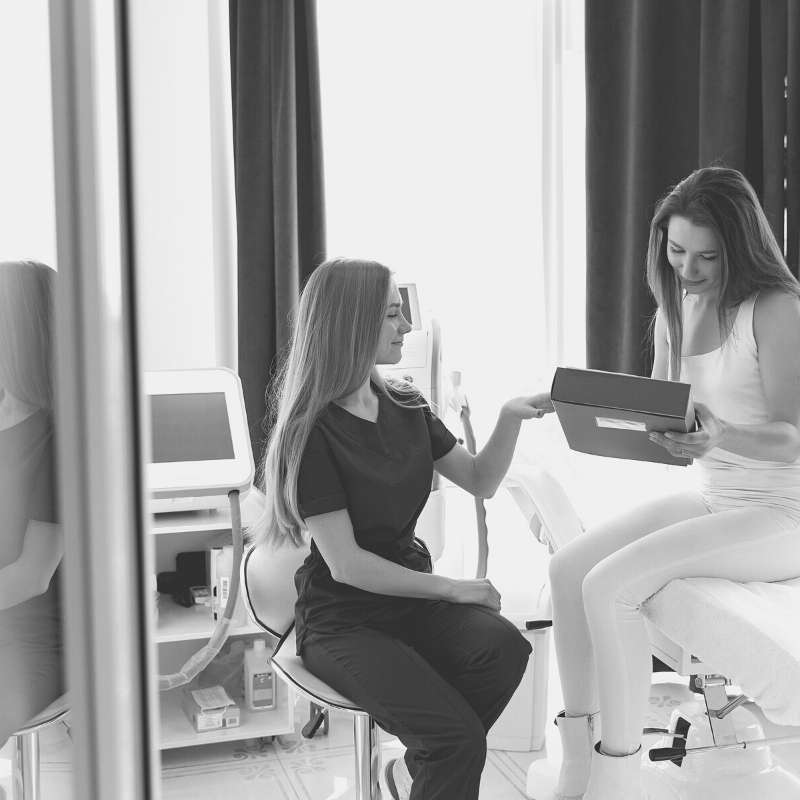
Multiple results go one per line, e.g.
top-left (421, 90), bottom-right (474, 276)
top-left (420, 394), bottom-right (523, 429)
top-left (503, 466), bottom-right (800, 782)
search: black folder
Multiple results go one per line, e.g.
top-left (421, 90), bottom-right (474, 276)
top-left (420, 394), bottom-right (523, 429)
top-left (551, 367), bottom-right (696, 466)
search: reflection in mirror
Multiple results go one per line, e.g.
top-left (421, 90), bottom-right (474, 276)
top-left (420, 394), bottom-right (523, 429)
top-left (0, 261), bottom-right (68, 787)
top-left (1, 2), bottom-right (71, 796)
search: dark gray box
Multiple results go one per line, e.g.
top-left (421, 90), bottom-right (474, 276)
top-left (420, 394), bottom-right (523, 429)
top-left (551, 367), bottom-right (696, 466)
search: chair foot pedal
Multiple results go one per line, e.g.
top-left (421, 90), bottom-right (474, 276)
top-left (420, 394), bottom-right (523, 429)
top-left (302, 708), bottom-right (327, 739)
top-left (525, 620), bottom-right (553, 630)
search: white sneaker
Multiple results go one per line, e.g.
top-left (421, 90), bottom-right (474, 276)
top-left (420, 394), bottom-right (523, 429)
top-left (546, 711), bottom-right (601, 800)
top-left (583, 743), bottom-right (648, 800)
top-left (379, 756), bottom-right (412, 800)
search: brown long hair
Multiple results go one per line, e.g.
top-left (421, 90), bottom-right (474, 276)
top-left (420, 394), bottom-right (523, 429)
top-left (646, 166), bottom-right (800, 380)
top-left (249, 258), bottom-right (421, 549)
top-left (0, 261), bottom-right (56, 414)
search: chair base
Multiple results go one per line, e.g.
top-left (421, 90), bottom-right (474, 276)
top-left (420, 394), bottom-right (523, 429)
top-left (641, 700), bottom-right (800, 800)
top-left (9, 696), bottom-right (70, 800)
top-left (353, 715), bottom-right (382, 800)
top-left (12, 730), bottom-right (39, 800)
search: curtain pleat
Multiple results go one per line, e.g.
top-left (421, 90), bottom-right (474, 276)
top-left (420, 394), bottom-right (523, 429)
top-left (586, 0), bottom-right (800, 376)
top-left (229, 0), bottom-right (326, 463)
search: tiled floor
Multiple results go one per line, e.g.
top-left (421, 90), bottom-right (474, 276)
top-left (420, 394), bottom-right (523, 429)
top-left (4, 654), bottom-right (800, 799)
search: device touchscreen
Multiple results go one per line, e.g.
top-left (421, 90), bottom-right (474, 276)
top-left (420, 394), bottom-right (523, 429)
top-left (151, 393), bottom-right (235, 463)
top-left (145, 368), bottom-right (254, 512)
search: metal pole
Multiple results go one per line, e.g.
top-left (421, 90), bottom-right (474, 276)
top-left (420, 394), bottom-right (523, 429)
top-left (353, 714), bottom-right (382, 800)
top-left (48, 0), bottom-right (159, 797)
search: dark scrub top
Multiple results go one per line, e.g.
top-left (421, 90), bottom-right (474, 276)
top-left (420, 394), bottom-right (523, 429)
top-left (0, 409), bottom-right (61, 625)
top-left (0, 409), bottom-right (64, 743)
top-left (294, 388), bottom-right (457, 654)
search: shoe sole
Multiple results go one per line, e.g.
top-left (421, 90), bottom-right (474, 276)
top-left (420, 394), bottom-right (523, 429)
top-left (379, 758), bottom-right (400, 800)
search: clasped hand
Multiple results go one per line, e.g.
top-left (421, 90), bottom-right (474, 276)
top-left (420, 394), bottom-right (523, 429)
top-left (449, 578), bottom-right (502, 612)
top-left (502, 392), bottom-right (556, 421)
top-left (648, 401), bottom-right (725, 459)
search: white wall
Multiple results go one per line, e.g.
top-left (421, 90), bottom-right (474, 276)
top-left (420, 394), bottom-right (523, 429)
top-left (0, 0), bottom-right (58, 268)
top-left (128, 0), bottom-right (237, 373)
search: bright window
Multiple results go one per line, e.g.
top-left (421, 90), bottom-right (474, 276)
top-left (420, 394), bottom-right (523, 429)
top-left (318, 0), bottom-right (586, 440)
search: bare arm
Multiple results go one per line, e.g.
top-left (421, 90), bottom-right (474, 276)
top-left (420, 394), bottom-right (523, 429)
top-left (0, 520), bottom-right (64, 611)
top-left (305, 509), bottom-right (501, 610)
top-left (651, 309), bottom-right (669, 380)
top-left (652, 291), bottom-right (800, 463)
top-left (433, 393), bottom-right (555, 498)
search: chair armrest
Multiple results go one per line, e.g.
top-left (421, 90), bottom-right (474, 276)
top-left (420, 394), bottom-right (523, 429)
top-left (503, 465), bottom-right (584, 553)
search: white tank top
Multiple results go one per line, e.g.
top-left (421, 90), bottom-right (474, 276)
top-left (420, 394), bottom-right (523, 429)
top-left (679, 292), bottom-right (800, 517)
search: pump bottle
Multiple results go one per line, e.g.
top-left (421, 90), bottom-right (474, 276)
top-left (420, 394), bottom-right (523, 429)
top-left (244, 639), bottom-right (275, 712)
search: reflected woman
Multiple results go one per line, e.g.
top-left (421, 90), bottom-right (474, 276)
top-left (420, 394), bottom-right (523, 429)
top-left (0, 261), bottom-right (64, 745)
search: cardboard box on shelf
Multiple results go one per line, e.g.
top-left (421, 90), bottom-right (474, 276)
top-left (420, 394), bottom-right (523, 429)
top-left (181, 686), bottom-right (240, 733)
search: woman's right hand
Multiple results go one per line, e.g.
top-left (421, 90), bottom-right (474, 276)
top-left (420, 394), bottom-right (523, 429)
top-left (447, 578), bottom-right (502, 611)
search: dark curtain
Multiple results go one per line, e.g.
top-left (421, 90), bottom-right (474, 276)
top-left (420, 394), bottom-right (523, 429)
top-left (585, 0), bottom-right (800, 376)
top-left (229, 0), bottom-right (326, 464)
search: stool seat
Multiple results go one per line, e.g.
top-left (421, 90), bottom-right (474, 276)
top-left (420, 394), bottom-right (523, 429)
top-left (14, 694), bottom-right (70, 735)
top-left (272, 654), bottom-right (364, 713)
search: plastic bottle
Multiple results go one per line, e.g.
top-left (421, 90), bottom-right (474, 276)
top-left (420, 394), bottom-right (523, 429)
top-left (215, 545), bottom-right (235, 620)
top-left (244, 639), bottom-right (275, 712)
top-left (213, 545), bottom-right (248, 626)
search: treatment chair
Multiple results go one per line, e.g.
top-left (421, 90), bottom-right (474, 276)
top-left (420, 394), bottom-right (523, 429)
top-left (8, 693), bottom-right (70, 800)
top-left (505, 467), bottom-right (800, 800)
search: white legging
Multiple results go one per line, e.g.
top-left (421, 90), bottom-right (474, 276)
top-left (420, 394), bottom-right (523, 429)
top-left (549, 491), bottom-right (800, 756)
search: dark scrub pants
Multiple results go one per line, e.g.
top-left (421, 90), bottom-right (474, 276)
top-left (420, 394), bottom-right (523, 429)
top-left (302, 599), bottom-right (531, 800)
top-left (294, 389), bottom-right (533, 799)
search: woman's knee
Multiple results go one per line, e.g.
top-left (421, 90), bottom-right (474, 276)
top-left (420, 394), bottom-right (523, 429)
top-left (476, 615), bottom-right (532, 677)
top-left (581, 560), bottom-right (640, 621)
top-left (549, 538), bottom-right (595, 595)
top-left (434, 719), bottom-right (487, 766)
top-left (494, 624), bottom-right (532, 692)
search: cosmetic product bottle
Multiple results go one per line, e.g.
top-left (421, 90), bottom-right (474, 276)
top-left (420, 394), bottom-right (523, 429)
top-left (244, 639), bottom-right (275, 712)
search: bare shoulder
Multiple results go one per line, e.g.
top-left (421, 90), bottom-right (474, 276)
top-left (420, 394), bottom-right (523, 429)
top-left (753, 290), bottom-right (800, 344)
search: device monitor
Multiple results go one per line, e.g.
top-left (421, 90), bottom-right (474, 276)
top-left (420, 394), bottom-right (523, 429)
top-left (397, 283), bottom-right (422, 330)
top-left (144, 368), bottom-right (255, 512)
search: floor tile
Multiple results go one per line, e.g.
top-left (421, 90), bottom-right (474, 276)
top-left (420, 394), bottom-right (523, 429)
top-left (161, 758), bottom-right (296, 800)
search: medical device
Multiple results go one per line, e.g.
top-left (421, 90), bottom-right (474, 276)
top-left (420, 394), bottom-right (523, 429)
top-left (144, 368), bottom-right (255, 513)
top-left (144, 368), bottom-right (253, 690)
top-left (379, 283), bottom-right (444, 413)
top-left (378, 282), bottom-right (447, 560)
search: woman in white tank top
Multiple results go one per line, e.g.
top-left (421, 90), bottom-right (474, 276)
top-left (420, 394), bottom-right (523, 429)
top-left (546, 167), bottom-right (800, 800)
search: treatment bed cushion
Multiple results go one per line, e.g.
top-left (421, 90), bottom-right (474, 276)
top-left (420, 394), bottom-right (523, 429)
top-left (642, 576), bottom-right (800, 726)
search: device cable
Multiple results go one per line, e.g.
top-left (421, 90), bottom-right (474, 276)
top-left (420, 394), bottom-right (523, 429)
top-left (157, 489), bottom-right (243, 691)
top-left (447, 372), bottom-right (490, 579)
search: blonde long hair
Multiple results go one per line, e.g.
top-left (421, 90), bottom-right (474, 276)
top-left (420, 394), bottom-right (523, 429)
top-left (0, 261), bottom-right (56, 414)
top-left (250, 258), bottom-right (421, 549)
top-left (646, 166), bottom-right (800, 380)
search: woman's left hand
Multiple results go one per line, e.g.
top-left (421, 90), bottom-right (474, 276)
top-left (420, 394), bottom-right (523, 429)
top-left (502, 393), bottom-right (556, 421)
top-left (648, 402), bottom-right (726, 459)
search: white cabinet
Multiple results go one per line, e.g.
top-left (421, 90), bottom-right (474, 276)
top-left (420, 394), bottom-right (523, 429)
top-left (152, 490), bottom-right (295, 749)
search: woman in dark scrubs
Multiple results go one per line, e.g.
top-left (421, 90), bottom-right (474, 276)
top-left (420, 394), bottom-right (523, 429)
top-left (0, 261), bottom-right (63, 747)
top-left (252, 258), bottom-right (553, 800)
